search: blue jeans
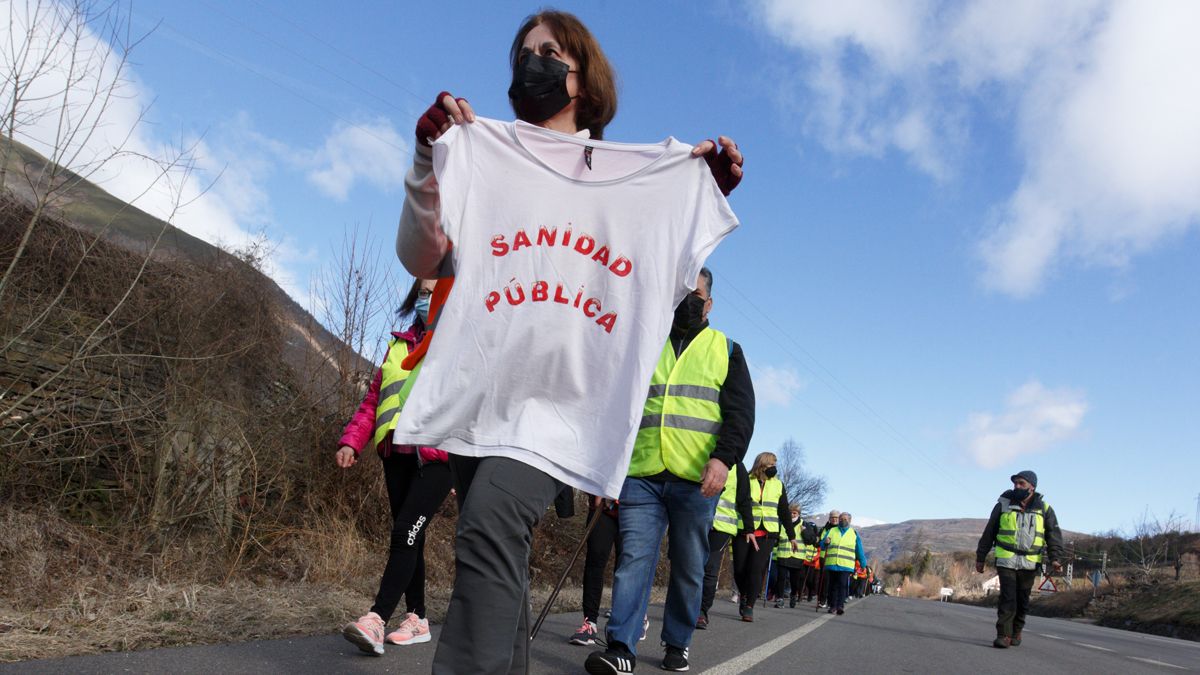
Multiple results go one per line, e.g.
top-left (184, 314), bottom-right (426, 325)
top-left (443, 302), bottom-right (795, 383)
top-left (607, 477), bottom-right (719, 655)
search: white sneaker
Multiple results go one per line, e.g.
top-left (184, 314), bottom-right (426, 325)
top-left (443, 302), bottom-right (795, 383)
top-left (640, 615), bottom-right (649, 641)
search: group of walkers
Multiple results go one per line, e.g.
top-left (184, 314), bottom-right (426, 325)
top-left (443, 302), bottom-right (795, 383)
top-left (324, 7), bottom-right (1067, 673)
top-left (765, 510), bottom-right (877, 614)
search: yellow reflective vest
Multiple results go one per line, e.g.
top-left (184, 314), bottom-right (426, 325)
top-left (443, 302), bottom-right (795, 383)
top-left (824, 527), bottom-right (859, 571)
top-left (739, 477), bottom-right (783, 533)
top-left (712, 469), bottom-right (739, 535)
top-left (995, 501), bottom-right (1049, 568)
top-left (774, 528), bottom-right (803, 561)
top-left (629, 328), bottom-right (730, 482)
top-left (372, 339), bottom-right (420, 450)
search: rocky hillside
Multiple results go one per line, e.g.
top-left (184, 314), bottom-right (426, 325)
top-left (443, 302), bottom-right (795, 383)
top-left (858, 518), bottom-right (1091, 564)
top-left (0, 136), bottom-right (366, 387)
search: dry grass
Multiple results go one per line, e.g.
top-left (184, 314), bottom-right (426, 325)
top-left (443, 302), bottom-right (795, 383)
top-left (0, 499), bottom-right (647, 663)
top-left (0, 503), bottom-right (410, 663)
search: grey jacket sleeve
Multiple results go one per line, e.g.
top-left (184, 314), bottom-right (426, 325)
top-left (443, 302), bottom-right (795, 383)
top-left (976, 502), bottom-right (1002, 563)
top-left (1043, 505), bottom-right (1065, 564)
top-left (396, 144), bottom-right (452, 278)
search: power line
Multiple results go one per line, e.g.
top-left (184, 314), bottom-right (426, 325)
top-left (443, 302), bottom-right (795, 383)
top-left (723, 295), bottom-right (929, 489)
top-left (150, 18), bottom-right (409, 155)
top-left (198, 0), bottom-right (418, 118)
top-left (243, 0), bottom-right (429, 109)
top-left (714, 269), bottom-right (967, 492)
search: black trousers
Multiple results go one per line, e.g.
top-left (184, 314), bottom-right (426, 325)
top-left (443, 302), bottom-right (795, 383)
top-left (827, 570), bottom-right (851, 610)
top-left (433, 456), bottom-right (561, 675)
top-left (732, 533), bottom-right (775, 608)
top-left (580, 506), bottom-right (621, 623)
top-left (773, 564), bottom-right (806, 600)
top-left (996, 566), bottom-right (1037, 637)
top-left (801, 565), bottom-right (818, 600)
top-left (370, 454), bottom-right (453, 622)
top-left (699, 530), bottom-right (732, 616)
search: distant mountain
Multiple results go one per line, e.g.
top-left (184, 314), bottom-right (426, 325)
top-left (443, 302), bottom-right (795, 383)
top-left (857, 518), bottom-right (991, 565)
top-left (856, 518), bottom-right (1091, 565)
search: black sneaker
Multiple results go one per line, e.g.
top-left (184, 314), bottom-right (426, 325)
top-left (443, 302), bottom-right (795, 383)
top-left (773, 599), bottom-right (784, 609)
top-left (694, 613), bottom-right (708, 630)
top-left (741, 605), bottom-right (754, 622)
top-left (587, 648), bottom-right (637, 674)
top-left (661, 645), bottom-right (689, 672)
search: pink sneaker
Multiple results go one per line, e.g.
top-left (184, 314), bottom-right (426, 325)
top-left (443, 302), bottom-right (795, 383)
top-left (386, 612), bottom-right (431, 646)
top-left (342, 612), bottom-right (385, 656)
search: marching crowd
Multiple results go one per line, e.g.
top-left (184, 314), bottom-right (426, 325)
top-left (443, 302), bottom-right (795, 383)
top-left (328, 7), bottom-right (1063, 674)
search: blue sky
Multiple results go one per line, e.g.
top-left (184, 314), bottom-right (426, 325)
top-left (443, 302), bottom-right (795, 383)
top-left (9, 1), bottom-right (1199, 535)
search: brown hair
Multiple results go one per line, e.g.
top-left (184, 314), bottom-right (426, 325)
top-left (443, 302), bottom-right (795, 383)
top-left (509, 10), bottom-right (618, 139)
top-left (749, 452), bottom-right (778, 482)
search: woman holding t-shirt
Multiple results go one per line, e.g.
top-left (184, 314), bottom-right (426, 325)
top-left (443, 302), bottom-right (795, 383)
top-left (395, 10), bottom-right (743, 673)
top-left (336, 278), bottom-right (452, 656)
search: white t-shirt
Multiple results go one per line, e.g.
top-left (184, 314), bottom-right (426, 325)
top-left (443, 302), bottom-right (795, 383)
top-left (391, 117), bottom-right (738, 497)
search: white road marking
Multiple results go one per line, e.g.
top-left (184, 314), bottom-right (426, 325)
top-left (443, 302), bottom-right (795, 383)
top-left (1128, 656), bottom-right (1188, 670)
top-left (1073, 642), bottom-right (1114, 652)
top-left (699, 601), bottom-right (852, 674)
top-left (1039, 634), bottom-right (1064, 640)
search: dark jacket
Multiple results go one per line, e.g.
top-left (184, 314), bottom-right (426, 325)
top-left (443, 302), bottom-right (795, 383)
top-left (776, 482), bottom-right (798, 541)
top-left (975, 490), bottom-right (1064, 565)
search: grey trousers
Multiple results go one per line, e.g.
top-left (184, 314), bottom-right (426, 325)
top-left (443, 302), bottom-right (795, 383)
top-left (432, 456), bottom-right (561, 675)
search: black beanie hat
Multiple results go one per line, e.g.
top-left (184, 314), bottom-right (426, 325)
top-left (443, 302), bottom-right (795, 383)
top-left (1009, 470), bottom-right (1038, 489)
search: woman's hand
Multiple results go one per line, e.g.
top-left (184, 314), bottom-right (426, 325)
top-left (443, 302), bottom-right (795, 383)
top-left (335, 445), bottom-right (357, 469)
top-left (415, 91), bottom-right (476, 147)
top-left (692, 136), bottom-right (744, 196)
top-left (745, 533), bottom-right (759, 551)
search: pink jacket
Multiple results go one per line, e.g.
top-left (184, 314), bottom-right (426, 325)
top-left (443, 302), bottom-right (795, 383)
top-left (338, 328), bottom-right (448, 464)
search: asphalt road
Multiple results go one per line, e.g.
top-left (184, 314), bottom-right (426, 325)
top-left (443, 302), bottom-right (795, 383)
top-left (5, 595), bottom-right (1197, 673)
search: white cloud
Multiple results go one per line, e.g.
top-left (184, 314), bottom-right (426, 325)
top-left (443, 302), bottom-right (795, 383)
top-left (306, 120), bottom-right (409, 201)
top-left (1, 1), bottom-right (287, 282)
top-left (0, 3), bottom-right (408, 307)
top-left (750, 0), bottom-right (1200, 296)
top-left (752, 363), bottom-right (805, 407)
top-left (960, 380), bottom-right (1087, 469)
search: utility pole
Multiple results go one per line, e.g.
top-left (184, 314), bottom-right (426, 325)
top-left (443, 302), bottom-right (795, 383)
top-left (1188, 492), bottom-right (1199, 532)
top-left (1066, 540), bottom-right (1074, 586)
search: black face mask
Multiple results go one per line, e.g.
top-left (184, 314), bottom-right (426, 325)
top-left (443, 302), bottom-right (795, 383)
top-left (1010, 488), bottom-right (1031, 503)
top-left (765, 466), bottom-right (778, 478)
top-left (508, 53), bottom-right (577, 123)
top-left (673, 294), bottom-right (705, 332)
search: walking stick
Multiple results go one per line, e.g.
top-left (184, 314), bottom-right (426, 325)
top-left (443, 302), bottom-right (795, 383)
top-left (799, 564), bottom-right (812, 604)
top-left (815, 565), bottom-right (826, 612)
top-left (530, 505), bottom-right (604, 641)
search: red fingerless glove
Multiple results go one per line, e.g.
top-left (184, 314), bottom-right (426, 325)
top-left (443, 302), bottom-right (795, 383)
top-left (701, 139), bottom-right (743, 196)
top-left (415, 91), bottom-right (452, 147)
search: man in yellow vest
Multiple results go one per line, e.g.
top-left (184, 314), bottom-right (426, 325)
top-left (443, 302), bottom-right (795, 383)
top-left (975, 470), bottom-right (1064, 648)
top-left (587, 268), bottom-right (755, 674)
